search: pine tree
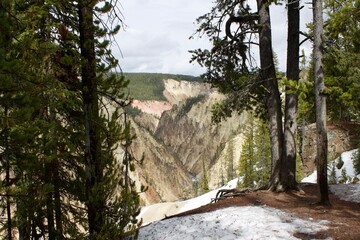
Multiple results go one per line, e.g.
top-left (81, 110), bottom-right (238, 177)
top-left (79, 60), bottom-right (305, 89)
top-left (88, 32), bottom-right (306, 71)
top-left (313, 0), bottom-right (330, 205)
top-left (283, 0), bottom-right (300, 189)
top-left (237, 113), bottom-right (271, 189)
top-left (329, 162), bottom-right (337, 184)
top-left (253, 120), bottom-right (271, 187)
top-left (238, 115), bottom-right (255, 188)
top-left (191, 0), bottom-right (299, 192)
top-left (198, 159), bottom-right (209, 194)
top-left (352, 149), bottom-right (360, 175)
top-left (323, 0), bottom-right (360, 121)
top-left (0, 2), bottom-right (15, 238)
top-left (225, 140), bottom-right (235, 182)
top-left (1, 1), bottom-right (142, 238)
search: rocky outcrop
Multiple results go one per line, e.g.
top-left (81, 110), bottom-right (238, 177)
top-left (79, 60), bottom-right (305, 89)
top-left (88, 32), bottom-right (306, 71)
top-left (300, 121), bottom-right (360, 176)
top-left (163, 79), bottom-right (213, 105)
top-left (132, 100), bottom-right (172, 118)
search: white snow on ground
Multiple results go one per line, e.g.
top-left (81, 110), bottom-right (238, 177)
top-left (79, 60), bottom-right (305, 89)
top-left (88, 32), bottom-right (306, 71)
top-left (301, 149), bottom-right (360, 184)
top-left (138, 179), bottom-right (239, 225)
top-left (330, 183), bottom-right (360, 203)
top-left (138, 206), bottom-right (329, 240)
top-left (138, 149), bottom-right (359, 239)
top-left (180, 178), bottom-right (239, 213)
top-left (301, 149), bottom-right (360, 203)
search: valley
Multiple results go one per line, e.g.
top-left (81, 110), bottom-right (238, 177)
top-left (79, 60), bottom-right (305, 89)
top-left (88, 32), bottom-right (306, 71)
top-left (123, 73), bottom-right (360, 205)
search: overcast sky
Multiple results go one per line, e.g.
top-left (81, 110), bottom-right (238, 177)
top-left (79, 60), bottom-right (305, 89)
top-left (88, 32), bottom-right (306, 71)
top-left (115, 0), bottom-right (313, 76)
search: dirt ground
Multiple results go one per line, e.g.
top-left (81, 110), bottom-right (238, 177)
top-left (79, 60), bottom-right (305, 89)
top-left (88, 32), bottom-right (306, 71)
top-left (172, 183), bottom-right (360, 240)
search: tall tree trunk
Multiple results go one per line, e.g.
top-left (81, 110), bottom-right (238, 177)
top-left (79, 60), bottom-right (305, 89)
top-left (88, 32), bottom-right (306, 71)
top-left (256, 0), bottom-right (285, 191)
top-left (1, 4), bottom-right (13, 238)
top-left (313, 0), bottom-right (330, 205)
top-left (283, 0), bottom-right (300, 189)
top-left (4, 107), bottom-right (12, 240)
top-left (45, 163), bottom-right (55, 240)
top-left (44, 107), bottom-right (55, 240)
top-left (78, 0), bottom-right (104, 237)
top-left (53, 158), bottom-right (63, 239)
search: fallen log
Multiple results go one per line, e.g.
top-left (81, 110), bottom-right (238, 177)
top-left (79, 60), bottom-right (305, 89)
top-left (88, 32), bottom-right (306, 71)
top-left (211, 188), bottom-right (252, 203)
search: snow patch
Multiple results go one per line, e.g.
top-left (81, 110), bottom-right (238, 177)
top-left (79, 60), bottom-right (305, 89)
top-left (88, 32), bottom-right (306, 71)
top-left (180, 178), bottom-right (239, 213)
top-left (139, 178), bottom-right (241, 225)
top-left (138, 206), bottom-right (329, 240)
top-left (301, 149), bottom-right (360, 203)
top-left (301, 149), bottom-right (359, 184)
top-left (138, 149), bottom-right (360, 239)
top-left (330, 184), bottom-right (360, 203)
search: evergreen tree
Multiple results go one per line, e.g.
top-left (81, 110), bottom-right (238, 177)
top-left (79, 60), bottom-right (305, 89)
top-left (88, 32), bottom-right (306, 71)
top-left (313, 0), bottom-right (330, 205)
top-left (238, 127), bottom-right (255, 188)
top-left (198, 159), bottom-right (209, 194)
top-left (252, 120), bottom-right (271, 187)
top-left (191, 0), bottom-right (298, 192)
top-left (283, 0), bottom-right (300, 189)
top-left (225, 140), bottom-right (235, 182)
top-left (323, 0), bottom-right (360, 121)
top-left (0, 0), bottom-right (142, 238)
top-left (299, 0), bottom-right (360, 122)
top-left (0, 3), bottom-right (14, 238)
top-left (352, 148), bottom-right (360, 175)
top-left (328, 162), bottom-right (337, 184)
top-left (237, 113), bottom-right (271, 188)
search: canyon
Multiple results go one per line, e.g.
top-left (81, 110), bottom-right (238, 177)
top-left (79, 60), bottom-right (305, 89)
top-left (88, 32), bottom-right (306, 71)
top-left (125, 78), bottom-right (359, 205)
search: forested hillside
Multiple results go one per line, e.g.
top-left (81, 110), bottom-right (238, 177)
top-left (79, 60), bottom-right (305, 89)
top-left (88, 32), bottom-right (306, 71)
top-left (124, 73), bottom-right (202, 100)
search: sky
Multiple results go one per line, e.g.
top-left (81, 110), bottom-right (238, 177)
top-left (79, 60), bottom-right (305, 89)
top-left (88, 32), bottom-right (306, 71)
top-left (114, 0), bottom-right (314, 76)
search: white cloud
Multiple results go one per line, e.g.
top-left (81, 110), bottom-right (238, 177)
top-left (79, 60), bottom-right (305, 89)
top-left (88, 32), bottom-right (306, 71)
top-left (114, 0), bottom-right (211, 75)
top-left (114, 0), bottom-right (313, 76)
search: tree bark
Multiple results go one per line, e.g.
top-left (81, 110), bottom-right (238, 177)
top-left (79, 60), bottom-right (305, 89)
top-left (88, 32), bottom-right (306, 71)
top-left (78, 0), bottom-right (105, 237)
top-left (53, 159), bottom-right (63, 238)
top-left (45, 162), bottom-right (55, 240)
top-left (283, 0), bottom-right (300, 189)
top-left (313, 0), bottom-right (330, 205)
top-left (256, 0), bottom-right (285, 191)
top-left (4, 107), bottom-right (12, 240)
top-left (1, 4), bottom-right (13, 238)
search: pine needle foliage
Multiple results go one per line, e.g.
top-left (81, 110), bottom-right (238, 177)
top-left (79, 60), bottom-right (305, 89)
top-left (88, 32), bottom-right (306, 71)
top-left (352, 148), bottom-right (360, 175)
top-left (237, 113), bottom-right (271, 188)
top-left (0, 1), bottom-right (143, 239)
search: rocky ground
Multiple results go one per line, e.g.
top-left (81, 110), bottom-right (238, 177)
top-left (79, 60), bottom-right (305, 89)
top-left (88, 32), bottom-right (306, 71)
top-left (170, 183), bottom-right (360, 240)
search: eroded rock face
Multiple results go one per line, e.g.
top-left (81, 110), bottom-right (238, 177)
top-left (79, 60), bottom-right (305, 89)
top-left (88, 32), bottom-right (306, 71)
top-left (128, 78), bottom-right (360, 205)
top-left (132, 100), bottom-right (172, 118)
top-left (129, 79), bottom-right (245, 204)
top-left (163, 79), bottom-right (213, 105)
top-left (130, 119), bottom-right (194, 204)
top-left (154, 93), bottom-right (244, 175)
top-left (300, 122), bottom-right (360, 176)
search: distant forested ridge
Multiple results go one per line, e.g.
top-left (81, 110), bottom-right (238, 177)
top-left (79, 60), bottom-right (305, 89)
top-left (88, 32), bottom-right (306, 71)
top-left (123, 73), bottom-right (202, 101)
